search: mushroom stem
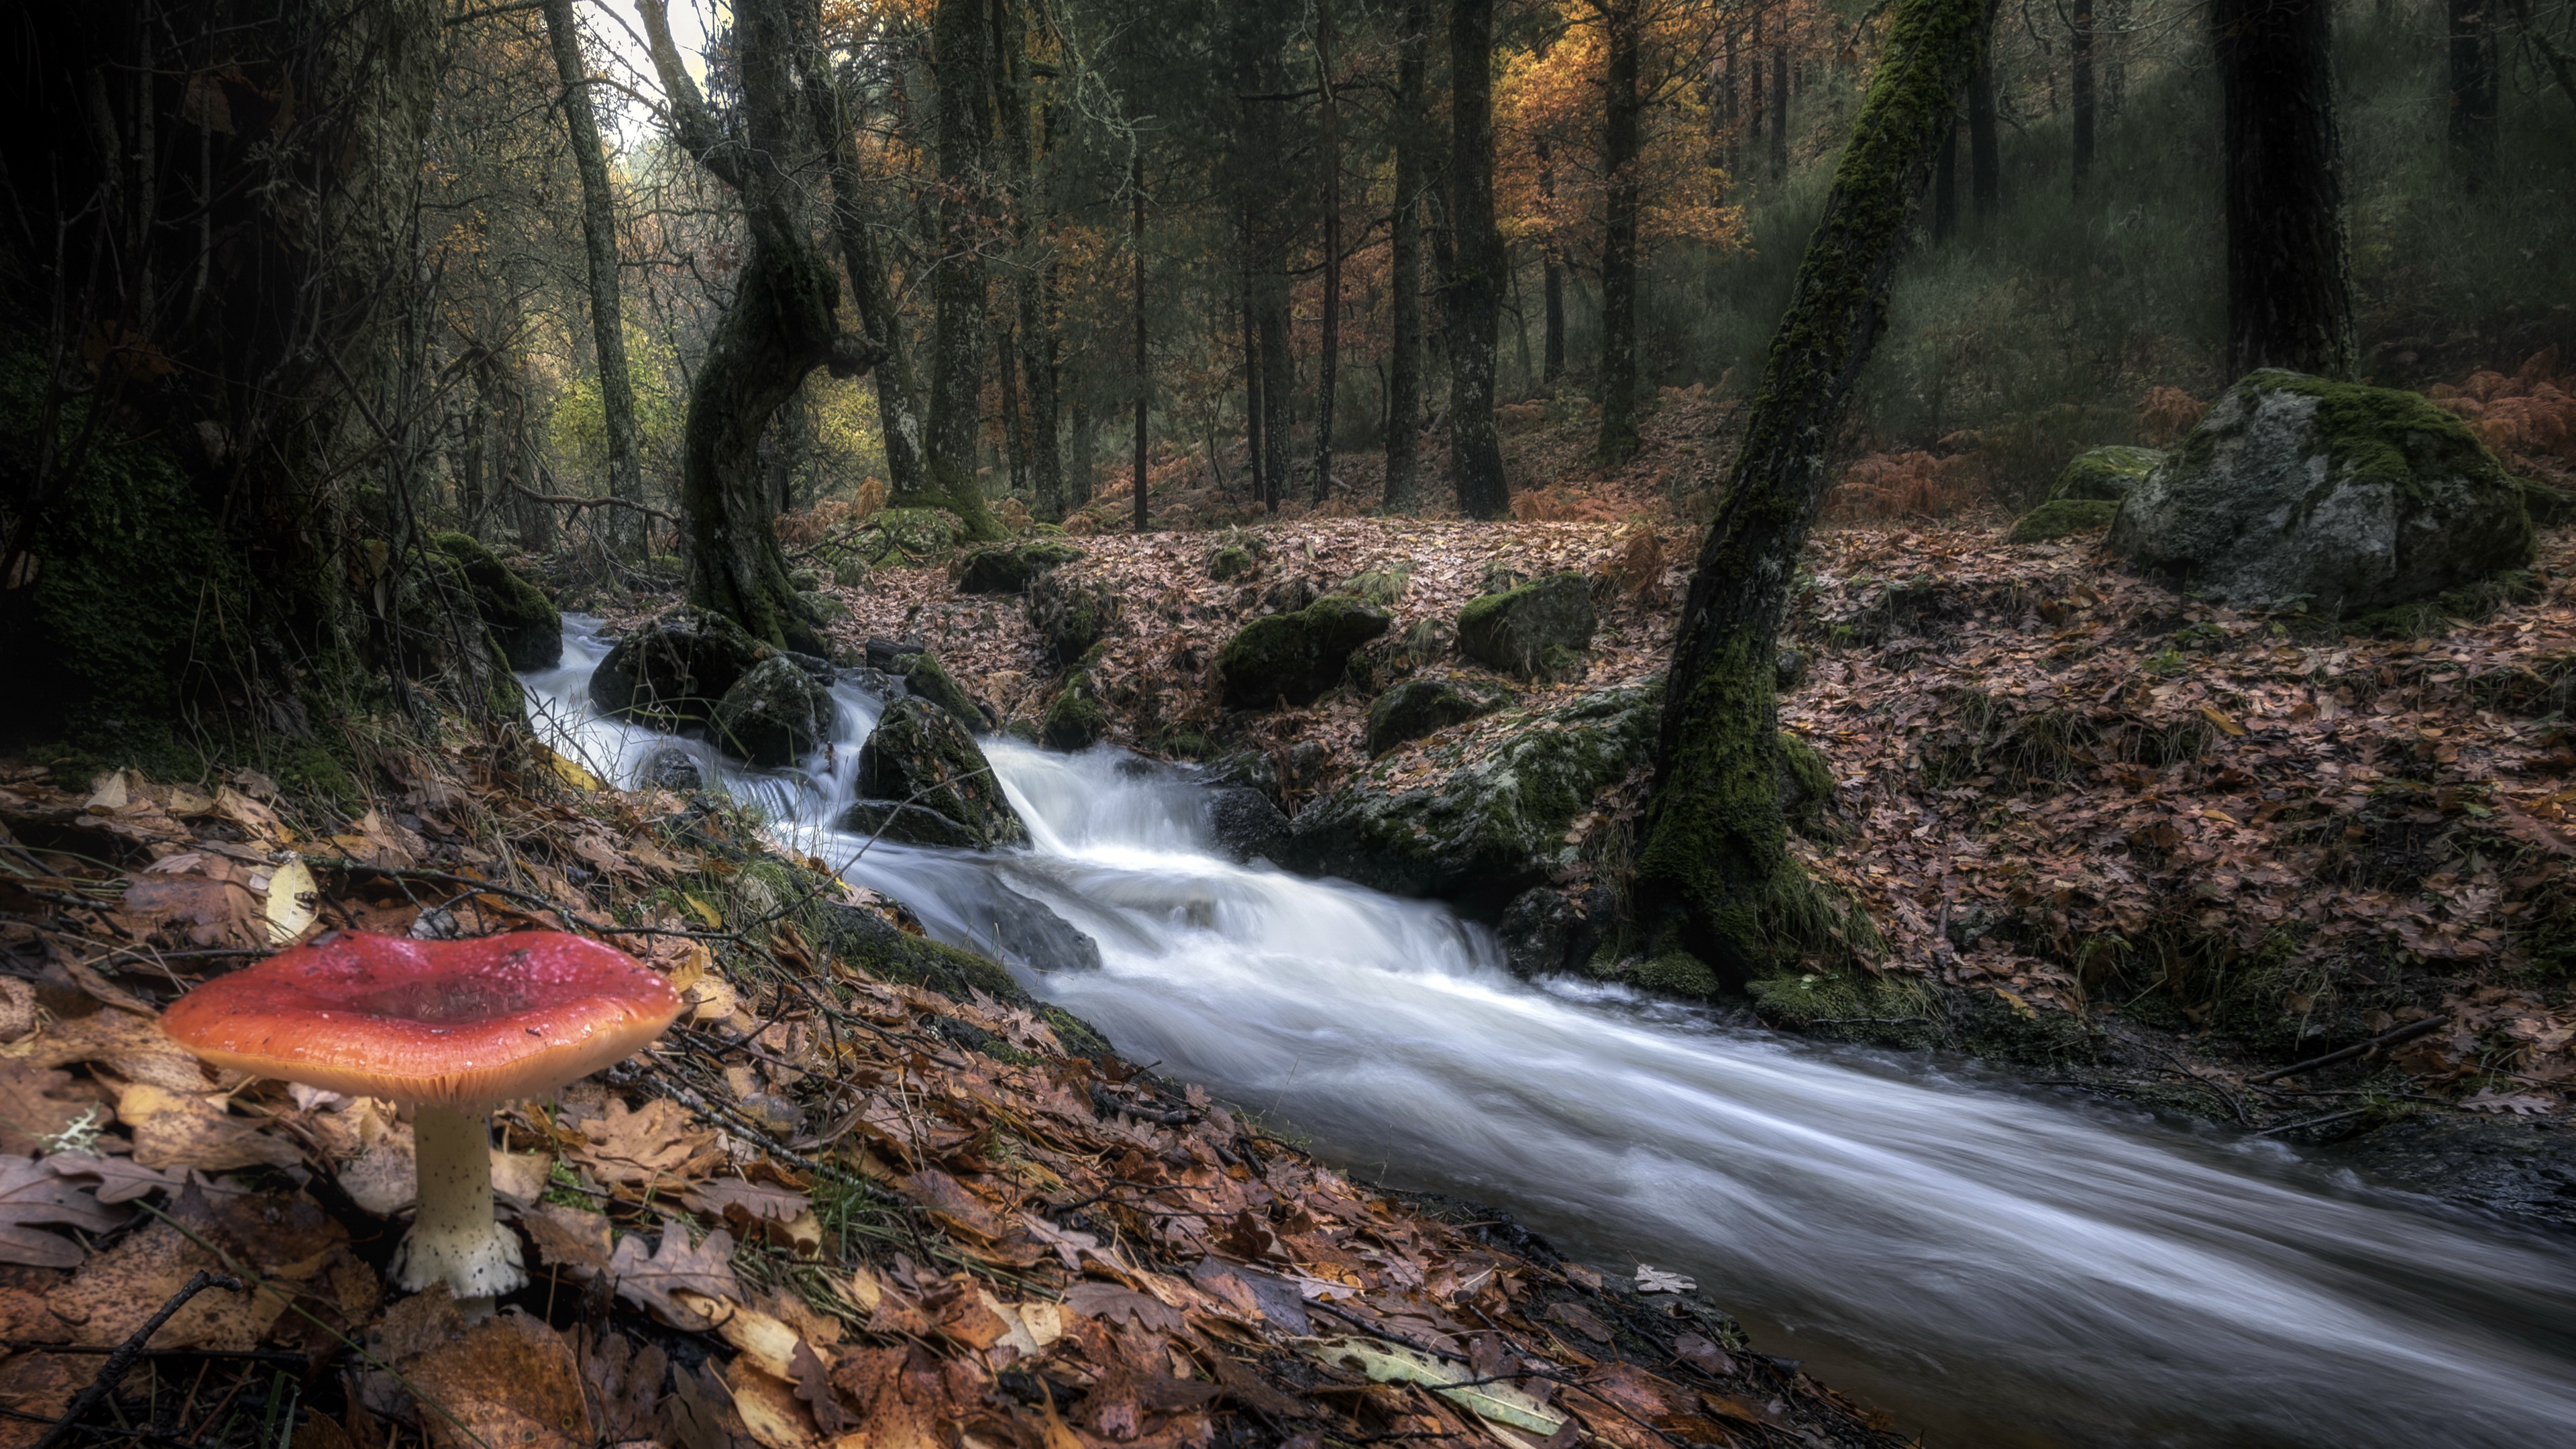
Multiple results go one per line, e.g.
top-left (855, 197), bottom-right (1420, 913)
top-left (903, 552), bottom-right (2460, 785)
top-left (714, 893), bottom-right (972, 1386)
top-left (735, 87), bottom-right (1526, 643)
top-left (391, 1106), bottom-right (527, 1316)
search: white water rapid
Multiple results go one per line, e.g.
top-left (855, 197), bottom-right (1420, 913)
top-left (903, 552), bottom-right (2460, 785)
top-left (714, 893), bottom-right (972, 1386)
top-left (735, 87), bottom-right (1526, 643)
top-left (526, 620), bottom-right (2576, 1448)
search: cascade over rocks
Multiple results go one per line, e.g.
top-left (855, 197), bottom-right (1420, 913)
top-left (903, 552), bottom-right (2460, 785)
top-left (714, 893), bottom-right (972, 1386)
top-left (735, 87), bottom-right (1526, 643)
top-left (710, 655), bottom-right (833, 767)
top-left (956, 539), bottom-right (1083, 594)
top-left (2108, 370), bottom-right (2536, 615)
top-left (1218, 596), bottom-right (1392, 709)
top-left (430, 533), bottom-right (561, 671)
top-left (1364, 675), bottom-right (1511, 757)
top-left (1457, 572), bottom-right (1596, 682)
top-left (588, 606), bottom-right (763, 724)
top-left (850, 696), bottom-right (1028, 849)
top-left (1278, 681), bottom-right (1661, 912)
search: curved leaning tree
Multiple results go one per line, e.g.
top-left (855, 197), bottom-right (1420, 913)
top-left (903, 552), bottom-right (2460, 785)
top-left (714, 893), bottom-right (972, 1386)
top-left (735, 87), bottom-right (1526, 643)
top-left (637, 0), bottom-right (886, 654)
top-left (1635, 0), bottom-right (1997, 983)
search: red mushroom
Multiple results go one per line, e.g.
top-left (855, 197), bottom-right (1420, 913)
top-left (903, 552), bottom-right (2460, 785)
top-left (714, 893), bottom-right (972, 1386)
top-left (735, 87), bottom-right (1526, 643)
top-left (163, 930), bottom-right (682, 1312)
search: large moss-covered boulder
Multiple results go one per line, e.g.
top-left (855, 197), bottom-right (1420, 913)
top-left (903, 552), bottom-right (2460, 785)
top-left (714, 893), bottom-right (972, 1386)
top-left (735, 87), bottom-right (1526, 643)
top-left (2007, 497), bottom-right (2120, 543)
top-left (710, 655), bottom-right (834, 767)
top-left (854, 696), bottom-right (1027, 849)
top-left (1457, 572), bottom-right (1595, 682)
top-left (1042, 672), bottom-right (1109, 751)
top-left (588, 606), bottom-right (763, 725)
top-left (1027, 568), bottom-right (1121, 667)
top-left (2050, 445), bottom-right (2164, 502)
top-left (2107, 370), bottom-right (2536, 616)
top-left (1218, 596), bottom-right (1393, 709)
top-left (430, 532), bottom-right (560, 670)
top-left (814, 900), bottom-right (1109, 1057)
top-left (957, 539), bottom-right (1083, 594)
top-left (1277, 682), bottom-right (1660, 911)
top-left (904, 651), bottom-right (995, 732)
top-left (861, 507), bottom-right (967, 566)
top-left (1364, 675), bottom-right (1511, 757)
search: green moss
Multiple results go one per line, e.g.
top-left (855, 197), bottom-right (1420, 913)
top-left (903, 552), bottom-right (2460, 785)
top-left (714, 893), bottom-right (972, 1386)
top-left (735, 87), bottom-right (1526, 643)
top-left (1631, 951), bottom-right (1721, 998)
top-left (2051, 445), bottom-right (2164, 502)
top-left (957, 540), bottom-right (1083, 594)
top-left (2008, 498), bottom-right (2121, 543)
top-left (1746, 967), bottom-right (1944, 1049)
top-left (1042, 673), bottom-right (1110, 750)
top-left (429, 532), bottom-right (561, 670)
top-left (1776, 731), bottom-right (1837, 837)
top-left (1218, 596), bottom-right (1393, 708)
top-left (1339, 564), bottom-right (1413, 608)
top-left (2347, 568), bottom-right (2547, 638)
top-left (1026, 570), bottom-right (1120, 667)
top-left (904, 651), bottom-right (990, 733)
top-left (1208, 543), bottom-right (1258, 582)
top-left (861, 507), bottom-right (968, 566)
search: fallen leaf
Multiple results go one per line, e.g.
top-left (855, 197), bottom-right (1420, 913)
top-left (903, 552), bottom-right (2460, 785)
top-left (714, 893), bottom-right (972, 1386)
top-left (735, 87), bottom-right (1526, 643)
top-left (1634, 1265), bottom-right (1695, 1294)
top-left (570, 1095), bottom-right (722, 1194)
top-left (0, 1061), bottom-right (108, 1156)
top-left (113, 1081), bottom-right (301, 1171)
top-left (605, 1224), bottom-right (741, 1330)
top-left (44, 1218), bottom-right (279, 1348)
top-left (0, 1153), bottom-right (126, 1268)
top-left (1303, 1335), bottom-right (1566, 1436)
top-left (405, 1310), bottom-right (594, 1449)
top-left (262, 855), bottom-right (317, 943)
top-left (1063, 1281), bottom-right (1185, 1334)
top-left (525, 1202), bottom-right (615, 1276)
top-left (1546, 1299), bottom-right (1613, 1342)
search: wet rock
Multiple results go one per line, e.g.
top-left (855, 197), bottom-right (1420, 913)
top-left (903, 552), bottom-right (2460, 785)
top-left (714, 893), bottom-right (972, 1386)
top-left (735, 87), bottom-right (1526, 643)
top-left (855, 696), bottom-right (1028, 849)
top-left (429, 532), bottom-right (561, 670)
top-left (1042, 672), bottom-right (1109, 751)
top-left (1365, 675), bottom-right (1511, 757)
top-left (963, 881), bottom-right (1104, 976)
top-left (1027, 568), bottom-right (1120, 666)
top-left (904, 650), bottom-right (996, 732)
top-left (1207, 787), bottom-right (1290, 864)
top-left (1203, 751), bottom-right (1281, 802)
top-left (865, 635), bottom-right (926, 672)
top-left (1279, 682), bottom-right (1660, 911)
top-left (838, 800), bottom-right (983, 849)
top-left (813, 900), bottom-right (1112, 1059)
top-left (2008, 498), bottom-right (2120, 543)
top-left (957, 539), bottom-right (1084, 594)
top-left (710, 655), bottom-right (834, 767)
top-left (2108, 369), bottom-right (2535, 616)
top-left (796, 588), bottom-right (849, 623)
top-left (1257, 575), bottom-right (1320, 616)
top-left (1218, 596), bottom-right (1393, 709)
top-left (643, 749), bottom-right (702, 793)
top-left (1497, 887), bottom-right (1581, 977)
top-left (2050, 445), bottom-right (2165, 502)
top-left (588, 606), bottom-right (763, 726)
top-left (1457, 572), bottom-right (1596, 682)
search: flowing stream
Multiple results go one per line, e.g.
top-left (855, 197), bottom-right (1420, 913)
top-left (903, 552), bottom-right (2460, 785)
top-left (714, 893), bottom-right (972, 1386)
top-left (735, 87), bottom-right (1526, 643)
top-left (527, 621), bottom-right (2576, 1448)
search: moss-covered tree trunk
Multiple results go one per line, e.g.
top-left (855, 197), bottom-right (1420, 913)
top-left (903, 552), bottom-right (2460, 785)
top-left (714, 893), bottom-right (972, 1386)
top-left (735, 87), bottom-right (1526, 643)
top-left (540, 0), bottom-right (644, 556)
top-left (920, 0), bottom-right (1006, 539)
top-left (1593, 1), bottom-right (1644, 468)
top-left (639, 0), bottom-right (884, 654)
top-left (1385, 0), bottom-right (1429, 513)
top-left (2213, 0), bottom-right (2354, 378)
top-left (1448, 0), bottom-right (1510, 521)
top-left (1636, 0), bottom-right (1993, 984)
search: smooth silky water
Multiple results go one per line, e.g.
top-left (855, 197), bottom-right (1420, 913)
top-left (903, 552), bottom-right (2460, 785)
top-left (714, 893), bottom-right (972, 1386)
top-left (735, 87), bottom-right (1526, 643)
top-left (528, 620), bottom-right (2576, 1448)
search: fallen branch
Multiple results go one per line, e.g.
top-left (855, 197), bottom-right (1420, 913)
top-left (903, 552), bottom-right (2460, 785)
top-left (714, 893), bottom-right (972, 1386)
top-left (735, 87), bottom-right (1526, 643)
top-left (511, 480), bottom-right (682, 525)
top-left (32, 1271), bottom-right (241, 1449)
top-left (2247, 1017), bottom-right (2444, 1085)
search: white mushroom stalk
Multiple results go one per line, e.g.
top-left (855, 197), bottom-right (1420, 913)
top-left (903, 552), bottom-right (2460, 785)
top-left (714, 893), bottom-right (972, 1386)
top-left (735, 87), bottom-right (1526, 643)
top-left (392, 1105), bottom-right (527, 1314)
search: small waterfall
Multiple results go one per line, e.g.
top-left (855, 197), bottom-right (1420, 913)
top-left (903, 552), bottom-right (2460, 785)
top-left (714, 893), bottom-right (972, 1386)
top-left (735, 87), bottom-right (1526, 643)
top-left (530, 619), bottom-right (2576, 1448)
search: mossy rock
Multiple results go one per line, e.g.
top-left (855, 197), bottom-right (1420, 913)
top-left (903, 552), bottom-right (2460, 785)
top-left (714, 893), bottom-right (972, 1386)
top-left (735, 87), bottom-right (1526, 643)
top-left (429, 532), bottom-right (561, 671)
top-left (788, 568), bottom-right (823, 592)
top-left (2008, 497), bottom-right (2121, 544)
top-left (588, 606), bottom-right (763, 727)
top-left (1458, 572), bottom-right (1596, 682)
top-left (1208, 543), bottom-right (1259, 582)
top-left (957, 539), bottom-right (1085, 594)
top-left (1365, 675), bottom-right (1511, 757)
top-left (831, 558), bottom-right (873, 588)
top-left (814, 901), bottom-right (1111, 1059)
top-left (1279, 682), bottom-right (1658, 910)
top-left (861, 507), bottom-right (967, 566)
top-left (2108, 370), bottom-right (2536, 616)
top-left (795, 588), bottom-right (849, 624)
top-left (1027, 568), bottom-right (1121, 667)
top-left (904, 651), bottom-right (995, 733)
top-left (1744, 967), bottom-right (1945, 1049)
top-left (1042, 672), bottom-right (1110, 751)
top-left (710, 655), bottom-right (834, 768)
top-left (838, 800), bottom-right (984, 849)
top-left (2050, 445), bottom-right (2165, 502)
top-left (855, 696), bottom-right (1027, 849)
top-left (1218, 596), bottom-right (1393, 709)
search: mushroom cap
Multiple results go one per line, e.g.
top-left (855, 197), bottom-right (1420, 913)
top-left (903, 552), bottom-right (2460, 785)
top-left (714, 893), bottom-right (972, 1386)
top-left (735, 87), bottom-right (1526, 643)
top-left (162, 930), bottom-right (684, 1110)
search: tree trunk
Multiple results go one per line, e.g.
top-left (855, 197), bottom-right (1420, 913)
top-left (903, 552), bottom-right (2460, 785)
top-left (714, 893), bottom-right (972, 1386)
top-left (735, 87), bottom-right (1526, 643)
top-left (2448, 0), bottom-right (2498, 191)
top-left (1025, 255), bottom-right (1064, 520)
top-left (1242, 245), bottom-right (1269, 506)
top-left (1594, 1), bottom-right (1644, 467)
top-left (1933, 114), bottom-right (1958, 238)
top-left (1132, 152), bottom-right (1150, 534)
top-left (1386, 0), bottom-right (1428, 513)
top-left (1968, 33), bottom-right (1999, 218)
top-left (1748, 13), bottom-right (1765, 152)
top-left (802, 50), bottom-right (931, 500)
top-left (924, 0), bottom-right (1006, 536)
top-left (1448, 0), bottom-right (1510, 520)
top-left (1311, 3), bottom-right (1342, 506)
top-left (2072, 0), bottom-right (2096, 198)
top-left (639, 0), bottom-right (883, 653)
top-left (1259, 283), bottom-right (1292, 513)
top-left (1070, 394), bottom-right (1095, 505)
top-left (541, 0), bottom-right (643, 555)
top-left (2213, 0), bottom-right (2354, 378)
top-left (1637, 0), bottom-right (1994, 985)
top-left (1770, 40), bottom-right (1790, 180)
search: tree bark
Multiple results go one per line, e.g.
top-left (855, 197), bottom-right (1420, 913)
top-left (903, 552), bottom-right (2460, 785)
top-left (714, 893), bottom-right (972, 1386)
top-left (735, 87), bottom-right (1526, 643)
top-left (1131, 152), bottom-right (1149, 534)
top-left (1386, 0), bottom-right (1428, 513)
top-left (1637, 0), bottom-right (1994, 985)
top-left (1241, 236), bottom-right (1269, 506)
top-left (801, 50), bottom-right (931, 500)
top-left (2212, 0), bottom-right (2354, 378)
top-left (2072, 0), bottom-right (2096, 197)
top-left (540, 0), bottom-right (643, 555)
top-left (2448, 0), bottom-right (2498, 191)
top-left (1932, 112), bottom-right (1958, 238)
top-left (1968, 32), bottom-right (1999, 218)
top-left (1448, 0), bottom-right (1510, 520)
top-left (1769, 40), bottom-right (1790, 179)
top-left (638, 0), bottom-right (881, 653)
top-left (1594, 1), bottom-right (1644, 466)
top-left (924, 0), bottom-right (1006, 537)
top-left (1311, 2), bottom-right (1342, 506)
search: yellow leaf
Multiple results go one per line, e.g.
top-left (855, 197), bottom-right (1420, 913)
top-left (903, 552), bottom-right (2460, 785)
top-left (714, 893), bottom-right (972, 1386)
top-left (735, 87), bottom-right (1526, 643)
top-left (262, 855), bottom-right (317, 944)
top-left (2199, 705), bottom-right (2246, 737)
top-left (684, 892), bottom-right (723, 928)
top-left (1993, 987), bottom-right (2035, 1018)
top-left (546, 746), bottom-right (602, 791)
